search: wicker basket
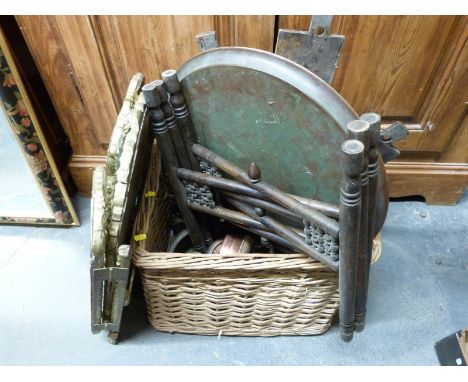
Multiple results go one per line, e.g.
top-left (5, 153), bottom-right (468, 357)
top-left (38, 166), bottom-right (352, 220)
top-left (132, 143), bottom-right (381, 336)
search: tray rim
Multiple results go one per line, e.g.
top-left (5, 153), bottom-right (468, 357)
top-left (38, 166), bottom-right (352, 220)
top-left (178, 46), bottom-right (358, 133)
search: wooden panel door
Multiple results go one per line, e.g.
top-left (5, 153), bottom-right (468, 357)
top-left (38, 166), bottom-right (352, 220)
top-left (332, 16), bottom-right (467, 154)
top-left (16, 15), bottom-right (467, 202)
top-left (279, 16), bottom-right (468, 204)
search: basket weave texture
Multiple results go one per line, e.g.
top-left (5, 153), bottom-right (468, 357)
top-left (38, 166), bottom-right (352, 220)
top-left (132, 143), bottom-right (381, 336)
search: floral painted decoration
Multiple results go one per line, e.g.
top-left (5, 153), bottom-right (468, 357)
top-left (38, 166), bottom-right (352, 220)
top-left (0, 42), bottom-right (74, 225)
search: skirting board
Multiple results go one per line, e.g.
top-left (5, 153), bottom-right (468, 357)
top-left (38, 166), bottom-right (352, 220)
top-left (386, 162), bottom-right (468, 205)
top-left (69, 155), bottom-right (106, 198)
top-left (69, 155), bottom-right (468, 205)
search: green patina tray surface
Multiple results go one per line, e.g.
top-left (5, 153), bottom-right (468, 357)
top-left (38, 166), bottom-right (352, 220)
top-left (178, 48), bottom-right (361, 205)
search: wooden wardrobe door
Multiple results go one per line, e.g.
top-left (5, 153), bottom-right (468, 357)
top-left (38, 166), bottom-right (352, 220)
top-left (332, 16), bottom-right (467, 153)
top-left (17, 15), bottom-right (467, 202)
top-left (279, 16), bottom-right (468, 204)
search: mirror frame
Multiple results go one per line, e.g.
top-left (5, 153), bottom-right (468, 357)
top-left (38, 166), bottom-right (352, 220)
top-left (0, 28), bottom-right (79, 226)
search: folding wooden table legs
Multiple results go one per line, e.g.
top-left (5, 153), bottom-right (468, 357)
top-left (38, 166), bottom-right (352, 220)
top-left (338, 138), bottom-right (364, 342)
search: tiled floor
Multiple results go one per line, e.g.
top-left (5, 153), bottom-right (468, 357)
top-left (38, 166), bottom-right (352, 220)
top-left (1, 192), bottom-right (467, 365)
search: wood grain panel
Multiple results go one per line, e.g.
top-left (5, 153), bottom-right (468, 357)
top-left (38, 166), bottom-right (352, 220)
top-left (215, 16), bottom-right (275, 51)
top-left (278, 16), bottom-right (467, 155)
top-left (438, 114), bottom-right (468, 163)
top-left (278, 16), bottom-right (311, 31)
top-left (214, 16), bottom-right (234, 46)
top-left (416, 20), bottom-right (467, 152)
top-left (233, 16), bottom-right (275, 51)
top-left (16, 16), bottom-right (101, 155)
top-left (277, 15), bottom-right (344, 34)
top-left (99, 15), bottom-right (214, 94)
top-left (333, 16), bottom-right (457, 118)
top-left (88, 16), bottom-right (129, 108)
top-left (54, 16), bottom-right (118, 151)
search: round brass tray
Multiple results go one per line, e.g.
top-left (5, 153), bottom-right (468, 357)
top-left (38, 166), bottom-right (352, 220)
top-left (178, 47), bottom-right (388, 230)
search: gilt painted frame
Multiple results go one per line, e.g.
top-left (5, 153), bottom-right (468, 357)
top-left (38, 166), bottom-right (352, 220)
top-left (0, 28), bottom-right (79, 226)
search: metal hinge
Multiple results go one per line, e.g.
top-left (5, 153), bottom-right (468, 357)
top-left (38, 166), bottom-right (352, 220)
top-left (91, 266), bottom-right (129, 334)
top-left (377, 121), bottom-right (410, 163)
top-left (275, 16), bottom-right (345, 84)
top-left (195, 31), bottom-right (219, 51)
top-left (90, 246), bottom-right (131, 343)
top-left (381, 121), bottom-right (409, 144)
top-left (92, 322), bottom-right (120, 332)
top-left (93, 267), bottom-right (129, 282)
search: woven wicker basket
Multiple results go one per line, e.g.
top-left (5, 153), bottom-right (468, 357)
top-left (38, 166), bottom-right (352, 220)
top-left (132, 143), bottom-right (381, 336)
